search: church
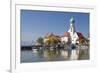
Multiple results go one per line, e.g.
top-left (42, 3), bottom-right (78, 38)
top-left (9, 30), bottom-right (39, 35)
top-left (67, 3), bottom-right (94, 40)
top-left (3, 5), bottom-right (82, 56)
top-left (61, 17), bottom-right (85, 44)
top-left (43, 17), bottom-right (87, 46)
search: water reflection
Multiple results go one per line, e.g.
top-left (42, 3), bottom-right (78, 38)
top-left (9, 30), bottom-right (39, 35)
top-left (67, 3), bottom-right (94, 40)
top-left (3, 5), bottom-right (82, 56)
top-left (21, 46), bottom-right (89, 63)
top-left (43, 49), bottom-right (61, 60)
top-left (32, 48), bottom-right (71, 61)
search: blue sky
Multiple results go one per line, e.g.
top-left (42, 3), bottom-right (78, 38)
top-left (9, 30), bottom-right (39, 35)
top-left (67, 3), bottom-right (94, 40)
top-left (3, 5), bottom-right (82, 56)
top-left (21, 10), bottom-right (89, 46)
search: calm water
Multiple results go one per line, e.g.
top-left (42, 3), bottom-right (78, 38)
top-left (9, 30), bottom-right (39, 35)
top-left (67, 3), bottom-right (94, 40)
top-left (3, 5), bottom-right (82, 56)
top-left (21, 47), bottom-right (89, 63)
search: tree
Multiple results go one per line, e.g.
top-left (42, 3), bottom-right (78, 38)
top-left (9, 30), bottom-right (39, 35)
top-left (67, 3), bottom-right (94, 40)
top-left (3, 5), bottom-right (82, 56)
top-left (78, 37), bottom-right (88, 45)
top-left (36, 37), bottom-right (44, 46)
top-left (44, 34), bottom-right (61, 46)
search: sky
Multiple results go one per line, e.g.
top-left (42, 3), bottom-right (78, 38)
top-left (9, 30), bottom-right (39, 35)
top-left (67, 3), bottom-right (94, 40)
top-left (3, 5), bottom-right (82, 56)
top-left (21, 10), bottom-right (89, 46)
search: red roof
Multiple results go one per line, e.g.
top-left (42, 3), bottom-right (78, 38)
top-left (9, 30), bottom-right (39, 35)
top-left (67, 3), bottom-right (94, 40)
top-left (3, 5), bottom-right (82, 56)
top-left (62, 32), bottom-right (70, 37)
top-left (77, 32), bottom-right (84, 38)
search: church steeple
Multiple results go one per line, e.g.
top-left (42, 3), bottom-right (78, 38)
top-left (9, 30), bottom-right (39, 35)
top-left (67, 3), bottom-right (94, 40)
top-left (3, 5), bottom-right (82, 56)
top-left (70, 16), bottom-right (75, 24)
top-left (68, 17), bottom-right (75, 36)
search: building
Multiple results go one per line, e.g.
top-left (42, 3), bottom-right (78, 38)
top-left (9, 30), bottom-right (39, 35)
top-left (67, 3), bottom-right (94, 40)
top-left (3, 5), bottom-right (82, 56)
top-left (44, 33), bottom-right (61, 46)
top-left (61, 32), bottom-right (71, 44)
top-left (43, 17), bottom-right (87, 46)
top-left (61, 17), bottom-right (85, 44)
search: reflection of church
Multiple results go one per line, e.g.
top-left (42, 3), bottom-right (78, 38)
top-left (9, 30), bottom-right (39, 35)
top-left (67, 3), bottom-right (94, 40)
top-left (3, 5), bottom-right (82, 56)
top-left (61, 17), bottom-right (84, 44)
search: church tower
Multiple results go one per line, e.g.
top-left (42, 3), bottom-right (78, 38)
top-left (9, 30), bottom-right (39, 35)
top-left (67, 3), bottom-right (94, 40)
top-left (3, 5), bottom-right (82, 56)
top-left (68, 17), bottom-right (75, 36)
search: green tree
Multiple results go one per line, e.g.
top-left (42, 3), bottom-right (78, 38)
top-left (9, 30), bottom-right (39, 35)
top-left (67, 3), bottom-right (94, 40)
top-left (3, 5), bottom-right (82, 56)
top-left (36, 37), bottom-right (44, 46)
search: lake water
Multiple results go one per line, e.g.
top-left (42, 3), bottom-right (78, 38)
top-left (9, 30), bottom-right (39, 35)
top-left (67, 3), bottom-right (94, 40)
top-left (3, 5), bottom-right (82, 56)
top-left (21, 47), bottom-right (89, 63)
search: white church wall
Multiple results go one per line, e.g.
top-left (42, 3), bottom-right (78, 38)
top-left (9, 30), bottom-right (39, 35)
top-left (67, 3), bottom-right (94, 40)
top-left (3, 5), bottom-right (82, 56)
top-left (71, 32), bottom-right (79, 44)
top-left (61, 37), bottom-right (69, 43)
